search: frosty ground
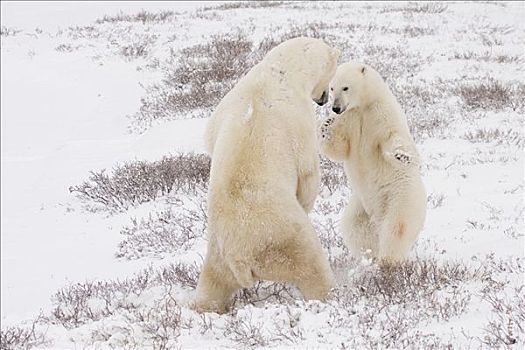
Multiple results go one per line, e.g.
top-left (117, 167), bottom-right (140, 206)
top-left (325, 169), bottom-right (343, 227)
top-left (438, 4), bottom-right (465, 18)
top-left (1, 1), bottom-right (523, 349)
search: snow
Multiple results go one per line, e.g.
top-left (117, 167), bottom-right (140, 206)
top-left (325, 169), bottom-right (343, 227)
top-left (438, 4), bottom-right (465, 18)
top-left (1, 1), bottom-right (524, 348)
top-left (0, 1), bottom-right (216, 32)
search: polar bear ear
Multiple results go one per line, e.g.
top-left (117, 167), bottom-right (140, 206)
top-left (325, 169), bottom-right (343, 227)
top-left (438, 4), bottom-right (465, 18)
top-left (361, 66), bottom-right (366, 74)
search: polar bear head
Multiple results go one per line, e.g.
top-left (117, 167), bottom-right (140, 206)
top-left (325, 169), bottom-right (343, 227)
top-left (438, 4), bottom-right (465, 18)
top-left (263, 37), bottom-right (340, 106)
top-left (330, 61), bottom-right (385, 114)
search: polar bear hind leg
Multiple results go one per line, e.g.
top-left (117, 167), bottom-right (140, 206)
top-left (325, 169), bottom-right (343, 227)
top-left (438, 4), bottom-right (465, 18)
top-left (195, 246), bottom-right (241, 314)
top-left (341, 197), bottom-right (379, 259)
top-left (377, 214), bottom-right (420, 264)
top-left (254, 209), bottom-right (336, 300)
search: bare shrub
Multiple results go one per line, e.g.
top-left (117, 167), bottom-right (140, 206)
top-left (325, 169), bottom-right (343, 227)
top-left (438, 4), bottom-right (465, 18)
top-left (427, 192), bottom-right (445, 209)
top-left (459, 78), bottom-right (516, 110)
top-left (202, 1), bottom-right (286, 11)
top-left (271, 306), bottom-right (305, 344)
top-left (480, 33), bottom-right (503, 47)
top-left (328, 258), bottom-right (488, 348)
top-left (390, 82), bottom-right (452, 141)
top-left (0, 26), bottom-right (22, 37)
top-left (362, 43), bottom-right (424, 82)
top-left (95, 10), bottom-right (175, 24)
top-left (452, 51), bottom-right (521, 64)
top-left (155, 262), bottom-right (200, 289)
top-left (120, 41), bottom-right (149, 60)
top-left (117, 202), bottom-right (206, 260)
top-left (85, 293), bottom-right (184, 349)
top-left (0, 318), bottom-right (48, 350)
top-left (407, 106), bottom-right (450, 142)
top-left (167, 32), bottom-right (252, 90)
top-left (381, 2), bottom-right (448, 14)
top-left (69, 153), bottom-right (210, 211)
top-left (65, 25), bottom-right (101, 40)
top-left (55, 43), bottom-right (78, 53)
top-left (127, 297), bottom-right (182, 349)
top-left (224, 310), bottom-right (268, 347)
top-left (319, 156), bottom-right (347, 194)
top-left (402, 25), bottom-right (436, 37)
top-left (344, 259), bottom-right (485, 304)
top-left (494, 55), bottom-right (521, 64)
top-left (51, 278), bottom-right (147, 328)
top-left (244, 22), bottom-right (338, 70)
top-left (191, 10), bottom-right (222, 21)
top-left (131, 22), bottom-right (343, 131)
top-left (392, 83), bottom-right (446, 109)
top-left (50, 262), bottom-right (198, 329)
top-left (480, 286), bottom-right (525, 348)
top-left (133, 32), bottom-right (253, 129)
top-left (463, 128), bottom-right (524, 147)
top-left (232, 281), bottom-right (299, 309)
top-left (481, 254), bottom-right (525, 275)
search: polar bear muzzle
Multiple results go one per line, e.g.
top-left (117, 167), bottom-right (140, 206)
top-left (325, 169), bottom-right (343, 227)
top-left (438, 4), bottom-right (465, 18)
top-left (332, 99), bottom-right (344, 114)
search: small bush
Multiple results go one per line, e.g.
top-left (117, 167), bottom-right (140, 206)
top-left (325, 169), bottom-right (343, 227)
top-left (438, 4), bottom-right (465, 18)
top-left (127, 297), bottom-right (183, 350)
top-left (459, 78), bottom-right (513, 110)
top-left (452, 51), bottom-right (521, 64)
top-left (340, 258), bottom-right (486, 304)
top-left (319, 156), bottom-right (347, 194)
top-left (463, 128), bottom-right (524, 146)
top-left (0, 26), bottom-right (22, 37)
top-left (155, 262), bottom-right (200, 289)
top-left (51, 262), bottom-right (198, 329)
top-left (362, 43), bottom-right (424, 82)
top-left (232, 281), bottom-right (299, 309)
top-left (480, 286), bottom-right (525, 347)
top-left (0, 320), bottom-right (48, 350)
top-left (120, 42), bottom-right (149, 60)
top-left (402, 25), bottom-right (436, 37)
top-left (85, 293), bottom-right (184, 349)
top-left (381, 2), bottom-right (448, 14)
top-left (224, 311), bottom-right (268, 347)
top-left (117, 202), bottom-right (206, 260)
top-left (327, 258), bottom-right (488, 348)
top-left (131, 22), bottom-right (342, 131)
top-left (133, 32), bottom-right (254, 129)
top-left (427, 192), bottom-right (445, 209)
top-left (69, 153), bottom-right (210, 211)
top-left (95, 10), bottom-right (175, 24)
top-left (202, 1), bottom-right (286, 11)
top-left (72, 152), bottom-right (348, 212)
top-left (407, 106), bottom-right (450, 142)
top-left (66, 25), bottom-right (101, 40)
top-left (55, 43), bottom-right (77, 53)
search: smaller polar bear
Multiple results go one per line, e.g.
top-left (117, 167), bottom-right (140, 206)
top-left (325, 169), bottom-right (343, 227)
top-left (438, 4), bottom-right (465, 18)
top-left (319, 62), bottom-right (426, 263)
top-left (195, 37), bottom-right (340, 313)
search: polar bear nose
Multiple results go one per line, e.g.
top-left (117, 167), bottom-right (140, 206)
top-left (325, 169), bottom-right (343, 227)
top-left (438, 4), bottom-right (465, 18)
top-left (332, 106), bottom-right (342, 114)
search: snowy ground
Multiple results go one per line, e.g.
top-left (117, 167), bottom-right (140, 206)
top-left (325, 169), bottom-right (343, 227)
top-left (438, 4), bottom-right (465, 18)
top-left (1, 1), bottom-right (524, 349)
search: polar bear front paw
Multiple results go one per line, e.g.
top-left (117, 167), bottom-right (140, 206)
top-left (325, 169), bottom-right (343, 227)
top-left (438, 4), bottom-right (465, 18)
top-left (394, 150), bottom-right (411, 165)
top-left (320, 117), bottom-right (335, 140)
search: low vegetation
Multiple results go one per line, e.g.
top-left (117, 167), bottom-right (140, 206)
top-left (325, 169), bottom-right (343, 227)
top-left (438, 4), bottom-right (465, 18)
top-left (69, 153), bottom-right (210, 211)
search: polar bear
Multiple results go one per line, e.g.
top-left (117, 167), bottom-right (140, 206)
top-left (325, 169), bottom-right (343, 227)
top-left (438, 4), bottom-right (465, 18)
top-left (195, 38), bottom-right (340, 313)
top-left (319, 61), bottom-right (426, 264)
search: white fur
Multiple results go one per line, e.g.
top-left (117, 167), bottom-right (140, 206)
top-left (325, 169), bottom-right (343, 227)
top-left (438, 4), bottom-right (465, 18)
top-left (195, 37), bottom-right (340, 313)
top-left (320, 62), bottom-right (427, 263)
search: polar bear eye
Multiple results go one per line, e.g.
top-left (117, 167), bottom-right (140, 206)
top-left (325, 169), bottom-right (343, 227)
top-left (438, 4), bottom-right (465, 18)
top-left (343, 87), bottom-right (349, 91)
top-left (330, 87), bottom-right (333, 91)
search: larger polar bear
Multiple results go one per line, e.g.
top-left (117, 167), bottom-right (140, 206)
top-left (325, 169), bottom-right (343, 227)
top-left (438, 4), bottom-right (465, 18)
top-left (319, 62), bottom-right (426, 263)
top-left (195, 37), bottom-right (340, 313)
